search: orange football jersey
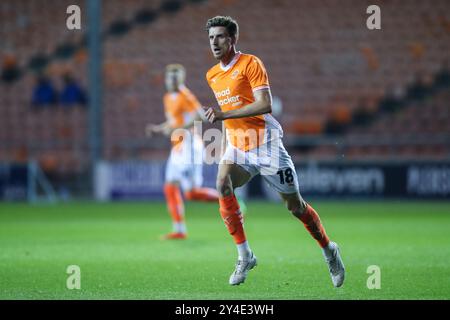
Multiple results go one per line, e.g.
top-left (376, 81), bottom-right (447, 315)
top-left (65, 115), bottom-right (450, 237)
top-left (206, 52), bottom-right (283, 151)
top-left (164, 85), bottom-right (201, 149)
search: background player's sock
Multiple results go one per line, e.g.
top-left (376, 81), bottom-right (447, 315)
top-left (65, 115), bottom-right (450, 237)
top-left (219, 194), bottom-right (247, 245)
top-left (296, 204), bottom-right (330, 248)
top-left (163, 183), bottom-right (186, 234)
top-left (173, 222), bottom-right (186, 234)
top-left (185, 187), bottom-right (219, 202)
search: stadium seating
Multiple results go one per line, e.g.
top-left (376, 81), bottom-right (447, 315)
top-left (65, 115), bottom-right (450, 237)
top-left (1, 0), bottom-right (449, 174)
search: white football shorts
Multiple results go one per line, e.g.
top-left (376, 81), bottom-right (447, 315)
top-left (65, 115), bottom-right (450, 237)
top-left (165, 134), bottom-right (204, 192)
top-left (220, 138), bottom-right (299, 194)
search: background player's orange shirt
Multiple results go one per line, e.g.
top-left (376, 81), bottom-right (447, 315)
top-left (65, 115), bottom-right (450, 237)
top-left (163, 86), bottom-right (201, 150)
top-left (206, 52), bottom-right (283, 151)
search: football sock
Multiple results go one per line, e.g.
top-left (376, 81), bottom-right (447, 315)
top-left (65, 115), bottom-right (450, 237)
top-left (163, 183), bottom-right (186, 233)
top-left (322, 242), bottom-right (335, 260)
top-left (237, 241), bottom-right (252, 260)
top-left (184, 187), bottom-right (219, 202)
top-left (173, 222), bottom-right (186, 234)
top-left (219, 194), bottom-right (247, 245)
top-left (296, 204), bottom-right (330, 248)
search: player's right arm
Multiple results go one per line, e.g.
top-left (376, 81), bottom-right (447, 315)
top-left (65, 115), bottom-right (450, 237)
top-left (180, 108), bottom-right (204, 130)
top-left (205, 88), bottom-right (272, 123)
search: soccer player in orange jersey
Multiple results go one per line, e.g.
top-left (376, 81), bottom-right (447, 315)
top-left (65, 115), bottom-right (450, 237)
top-left (146, 64), bottom-right (219, 240)
top-left (203, 16), bottom-right (345, 286)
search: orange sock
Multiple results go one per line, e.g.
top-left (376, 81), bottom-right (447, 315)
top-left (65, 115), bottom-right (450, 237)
top-left (219, 194), bottom-right (246, 244)
top-left (297, 204), bottom-right (330, 248)
top-left (185, 188), bottom-right (219, 202)
top-left (164, 183), bottom-right (185, 224)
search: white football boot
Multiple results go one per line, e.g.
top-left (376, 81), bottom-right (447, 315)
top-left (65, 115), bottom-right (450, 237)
top-left (323, 242), bottom-right (345, 287)
top-left (229, 253), bottom-right (257, 285)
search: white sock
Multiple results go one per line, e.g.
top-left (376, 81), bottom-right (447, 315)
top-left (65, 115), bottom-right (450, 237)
top-left (237, 241), bottom-right (252, 260)
top-left (322, 241), bottom-right (335, 259)
top-left (173, 222), bottom-right (186, 234)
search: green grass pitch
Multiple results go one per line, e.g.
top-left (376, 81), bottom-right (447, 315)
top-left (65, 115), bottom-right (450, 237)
top-left (0, 200), bottom-right (449, 299)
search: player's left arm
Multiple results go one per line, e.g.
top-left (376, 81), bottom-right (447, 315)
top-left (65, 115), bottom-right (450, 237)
top-left (204, 89), bottom-right (272, 123)
top-left (149, 107), bottom-right (204, 137)
top-left (180, 110), bottom-right (204, 129)
top-left (145, 121), bottom-right (170, 137)
top-left (179, 92), bottom-right (208, 129)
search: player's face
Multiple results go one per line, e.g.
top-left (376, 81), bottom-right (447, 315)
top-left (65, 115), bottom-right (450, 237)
top-left (165, 71), bottom-right (181, 92)
top-left (208, 26), bottom-right (234, 61)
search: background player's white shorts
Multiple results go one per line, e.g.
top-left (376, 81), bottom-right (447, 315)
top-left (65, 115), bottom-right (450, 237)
top-left (165, 134), bottom-right (204, 192)
top-left (220, 139), bottom-right (299, 194)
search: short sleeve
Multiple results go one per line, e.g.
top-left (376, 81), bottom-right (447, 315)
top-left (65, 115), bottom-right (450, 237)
top-left (245, 56), bottom-right (270, 92)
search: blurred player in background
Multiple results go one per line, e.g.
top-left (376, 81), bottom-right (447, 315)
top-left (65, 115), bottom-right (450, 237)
top-left (146, 64), bottom-right (219, 240)
top-left (203, 16), bottom-right (345, 286)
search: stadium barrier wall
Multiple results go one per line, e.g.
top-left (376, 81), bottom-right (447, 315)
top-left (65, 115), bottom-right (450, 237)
top-left (0, 163), bottom-right (28, 201)
top-left (0, 161), bottom-right (57, 202)
top-left (94, 160), bottom-right (450, 201)
top-left (259, 161), bottom-right (450, 200)
top-left (95, 161), bottom-right (218, 201)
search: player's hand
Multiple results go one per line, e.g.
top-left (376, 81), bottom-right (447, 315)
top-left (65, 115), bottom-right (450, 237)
top-left (204, 107), bottom-right (225, 123)
top-left (145, 124), bottom-right (156, 137)
top-left (161, 125), bottom-right (173, 137)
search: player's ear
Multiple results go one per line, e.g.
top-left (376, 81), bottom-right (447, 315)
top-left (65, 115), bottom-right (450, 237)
top-left (229, 33), bottom-right (237, 46)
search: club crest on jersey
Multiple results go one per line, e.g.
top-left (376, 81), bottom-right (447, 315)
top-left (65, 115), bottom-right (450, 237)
top-left (231, 70), bottom-right (239, 79)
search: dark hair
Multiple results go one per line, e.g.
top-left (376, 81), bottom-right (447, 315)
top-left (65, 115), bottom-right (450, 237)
top-left (205, 16), bottom-right (239, 38)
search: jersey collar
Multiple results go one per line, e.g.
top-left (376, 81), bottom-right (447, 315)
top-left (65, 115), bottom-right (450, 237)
top-left (220, 51), bottom-right (242, 71)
